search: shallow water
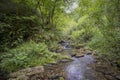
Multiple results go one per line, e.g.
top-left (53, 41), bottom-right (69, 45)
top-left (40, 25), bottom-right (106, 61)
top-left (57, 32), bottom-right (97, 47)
top-left (65, 54), bottom-right (97, 80)
top-left (8, 42), bottom-right (119, 80)
top-left (43, 45), bottom-right (115, 80)
top-left (60, 42), bottom-right (96, 80)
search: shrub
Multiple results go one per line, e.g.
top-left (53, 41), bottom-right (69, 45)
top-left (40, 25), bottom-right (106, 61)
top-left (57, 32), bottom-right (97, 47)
top-left (0, 41), bottom-right (62, 72)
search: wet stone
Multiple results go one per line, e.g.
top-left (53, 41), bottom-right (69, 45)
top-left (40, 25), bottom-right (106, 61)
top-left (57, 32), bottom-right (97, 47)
top-left (8, 42), bottom-right (120, 80)
top-left (105, 75), bottom-right (117, 80)
top-left (59, 59), bottom-right (72, 63)
top-left (74, 55), bottom-right (84, 58)
top-left (86, 52), bottom-right (92, 55)
top-left (116, 74), bottom-right (120, 80)
top-left (70, 53), bottom-right (76, 57)
top-left (49, 62), bottom-right (58, 65)
top-left (9, 66), bottom-right (44, 80)
top-left (44, 64), bottom-right (54, 67)
top-left (49, 75), bottom-right (63, 79)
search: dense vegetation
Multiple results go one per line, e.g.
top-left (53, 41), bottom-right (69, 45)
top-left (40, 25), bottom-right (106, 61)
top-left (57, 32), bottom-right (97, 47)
top-left (0, 0), bottom-right (69, 73)
top-left (69, 0), bottom-right (120, 63)
top-left (0, 0), bottom-right (119, 77)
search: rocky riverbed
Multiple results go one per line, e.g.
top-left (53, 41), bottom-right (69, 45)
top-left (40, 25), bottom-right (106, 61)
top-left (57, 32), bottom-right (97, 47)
top-left (9, 54), bottom-right (120, 80)
top-left (8, 42), bottom-right (120, 80)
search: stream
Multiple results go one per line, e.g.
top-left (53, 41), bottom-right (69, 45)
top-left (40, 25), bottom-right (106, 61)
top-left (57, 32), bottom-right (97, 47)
top-left (65, 55), bottom-right (97, 80)
top-left (8, 42), bottom-right (120, 80)
top-left (61, 42), bottom-right (98, 80)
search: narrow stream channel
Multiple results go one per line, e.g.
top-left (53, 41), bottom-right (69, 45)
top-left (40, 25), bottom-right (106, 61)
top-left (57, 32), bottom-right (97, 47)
top-left (65, 54), bottom-right (97, 80)
top-left (61, 42), bottom-right (98, 80)
top-left (8, 41), bottom-right (119, 80)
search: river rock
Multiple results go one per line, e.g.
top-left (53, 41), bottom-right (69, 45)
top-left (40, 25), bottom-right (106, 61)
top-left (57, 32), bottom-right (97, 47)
top-left (58, 40), bottom-right (65, 44)
top-left (9, 66), bottom-right (44, 80)
top-left (116, 74), bottom-right (120, 80)
top-left (75, 44), bottom-right (84, 49)
top-left (59, 59), bottom-right (72, 63)
top-left (60, 59), bottom-right (69, 63)
top-left (49, 75), bottom-right (63, 79)
top-left (105, 75), bottom-right (117, 80)
top-left (74, 55), bottom-right (84, 58)
top-left (70, 53), bottom-right (76, 57)
top-left (85, 50), bottom-right (92, 55)
top-left (56, 48), bottom-right (64, 53)
top-left (49, 62), bottom-right (58, 65)
top-left (95, 66), bottom-right (113, 75)
top-left (75, 49), bottom-right (85, 58)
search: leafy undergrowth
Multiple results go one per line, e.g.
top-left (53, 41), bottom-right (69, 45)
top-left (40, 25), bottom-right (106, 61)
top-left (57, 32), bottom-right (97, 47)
top-left (0, 41), bottom-right (65, 73)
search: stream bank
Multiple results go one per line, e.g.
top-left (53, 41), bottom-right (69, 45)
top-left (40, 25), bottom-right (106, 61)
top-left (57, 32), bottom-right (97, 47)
top-left (8, 42), bottom-right (120, 80)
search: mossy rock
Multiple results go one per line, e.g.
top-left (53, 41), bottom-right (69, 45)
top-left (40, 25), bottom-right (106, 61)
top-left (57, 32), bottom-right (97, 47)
top-left (9, 66), bottom-right (44, 80)
top-left (75, 44), bottom-right (85, 49)
top-left (59, 77), bottom-right (64, 80)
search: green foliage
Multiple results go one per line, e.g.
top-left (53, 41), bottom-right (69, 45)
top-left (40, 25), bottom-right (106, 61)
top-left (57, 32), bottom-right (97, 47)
top-left (0, 41), bottom-right (62, 72)
top-left (64, 0), bottom-right (120, 62)
top-left (75, 0), bottom-right (120, 61)
top-left (0, 0), bottom-right (119, 74)
top-left (0, 0), bottom-right (70, 51)
top-left (70, 30), bottom-right (84, 40)
top-left (88, 0), bottom-right (120, 59)
top-left (0, 0), bottom-right (41, 51)
top-left (0, 15), bottom-right (39, 50)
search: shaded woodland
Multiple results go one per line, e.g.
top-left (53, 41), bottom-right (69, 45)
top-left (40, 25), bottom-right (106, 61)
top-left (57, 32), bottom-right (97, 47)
top-left (0, 0), bottom-right (120, 79)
